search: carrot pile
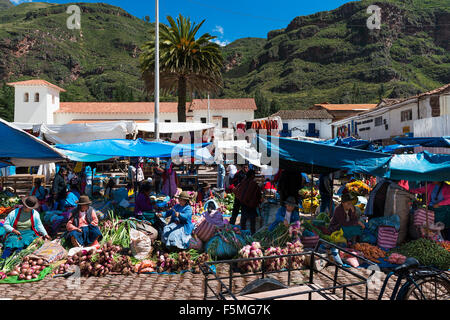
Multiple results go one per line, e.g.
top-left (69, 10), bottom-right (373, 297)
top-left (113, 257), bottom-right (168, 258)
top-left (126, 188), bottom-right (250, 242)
top-left (438, 241), bottom-right (450, 253)
top-left (353, 243), bottom-right (386, 263)
top-left (0, 207), bottom-right (12, 215)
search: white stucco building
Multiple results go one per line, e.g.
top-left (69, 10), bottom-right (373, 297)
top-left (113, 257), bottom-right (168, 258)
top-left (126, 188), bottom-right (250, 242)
top-left (7, 79), bottom-right (256, 129)
top-left (331, 84), bottom-right (450, 145)
top-left (271, 109), bottom-right (334, 139)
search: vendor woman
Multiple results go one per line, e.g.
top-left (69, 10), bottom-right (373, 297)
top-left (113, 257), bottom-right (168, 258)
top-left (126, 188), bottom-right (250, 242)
top-left (2, 196), bottom-right (51, 259)
top-left (328, 193), bottom-right (365, 242)
top-left (30, 178), bottom-right (46, 202)
top-left (197, 182), bottom-right (213, 204)
top-left (411, 181), bottom-right (450, 240)
top-left (66, 195), bottom-right (102, 247)
top-left (134, 182), bottom-right (154, 219)
top-left (269, 197), bottom-right (299, 231)
top-left (157, 191), bottom-right (193, 250)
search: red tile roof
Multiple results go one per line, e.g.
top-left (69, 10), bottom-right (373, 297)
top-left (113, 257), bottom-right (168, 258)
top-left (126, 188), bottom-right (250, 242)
top-left (7, 79), bottom-right (66, 92)
top-left (68, 120), bottom-right (150, 124)
top-left (58, 102), bottom-right (178, 114)
top-left (271, 109), bottom-right (333, 120)
top-left (312, 103), bottom-right (377, 111)
top-left (189, 98), bottom-right (257, 111)
top-left (57, 98), bottom-right (257, 114)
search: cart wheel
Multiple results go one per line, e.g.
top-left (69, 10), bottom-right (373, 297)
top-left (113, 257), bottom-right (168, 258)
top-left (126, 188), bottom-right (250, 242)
top-left (401, 276), bottom-right (450, 300)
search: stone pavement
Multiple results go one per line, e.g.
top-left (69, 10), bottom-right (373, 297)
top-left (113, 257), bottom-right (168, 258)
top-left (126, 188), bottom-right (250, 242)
top-left (0, 266), bottom-right (399, 300)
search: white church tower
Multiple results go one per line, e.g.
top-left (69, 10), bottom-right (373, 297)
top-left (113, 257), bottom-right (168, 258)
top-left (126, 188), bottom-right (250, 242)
top-left (7, 80), bottom-right (65, 124)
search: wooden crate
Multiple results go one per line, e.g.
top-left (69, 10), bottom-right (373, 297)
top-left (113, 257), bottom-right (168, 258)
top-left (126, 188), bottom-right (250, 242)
top-left (1, 174), bottom-right (45, 197)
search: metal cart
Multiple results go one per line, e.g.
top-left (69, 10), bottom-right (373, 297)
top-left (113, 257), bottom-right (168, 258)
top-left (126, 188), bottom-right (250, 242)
top-left (200, 239), bottom-right (378, 300)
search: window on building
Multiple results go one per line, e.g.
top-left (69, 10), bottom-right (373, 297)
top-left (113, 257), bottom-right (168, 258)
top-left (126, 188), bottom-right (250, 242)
top-left (200, 117), bottom-right (206, 123)
top-left (375, 117), bottom-right (383, 127)
top-left (222, 117), bottom-right (229, 128)
top-left (401, 109), bottom-right (412, 122)
top-left (24, 93), bottom-right (29, 102)
top-left (52, 95), bottom-right (55, 104)
top-left (165, 120), bottom-right (171, 123)
top-left (34, 93), bottom-right (40, 102)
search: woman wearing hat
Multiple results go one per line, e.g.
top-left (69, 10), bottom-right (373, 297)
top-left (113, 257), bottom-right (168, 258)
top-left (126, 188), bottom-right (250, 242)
top-left (328, 193), bottom-right (365, 242)
top-left (268, 197), bottom-right (300, 232)
top-left (65, 195), bottom-right (102, 247)
top-left (157, 191), bottom-right (194, 250)
top-left (197, 182), bottom-right (213, 204)
top-left (1, 196), bottom-right (51, 259)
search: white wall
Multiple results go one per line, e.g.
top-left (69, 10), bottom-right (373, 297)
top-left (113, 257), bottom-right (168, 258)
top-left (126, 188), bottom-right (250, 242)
top-left (191, 109), bottom-right (254, 129)
top-left (14, 86), bottom-right (58, 124)
top-left (441, 95), bottom-right (450, 115)
top-left (284, 119), bottom-right (332, 139)
top-left (54, 112), bottom-right (178, 124)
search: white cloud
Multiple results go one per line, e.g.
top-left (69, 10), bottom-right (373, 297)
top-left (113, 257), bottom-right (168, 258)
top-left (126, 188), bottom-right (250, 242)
top-left (212, 38), bottom-right (229, 47)
top-left (10, 0), bottom-right (33, 4)
top-left (213, 25), bottom-right (224, 36)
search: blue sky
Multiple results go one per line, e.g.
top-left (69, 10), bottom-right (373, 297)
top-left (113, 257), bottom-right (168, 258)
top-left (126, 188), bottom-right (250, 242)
top-left (11, 0), bottom-right (354, 45)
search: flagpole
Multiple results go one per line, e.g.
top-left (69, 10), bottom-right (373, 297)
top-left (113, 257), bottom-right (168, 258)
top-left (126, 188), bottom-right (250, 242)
top-left (154, 0), bottom-right (160, 142)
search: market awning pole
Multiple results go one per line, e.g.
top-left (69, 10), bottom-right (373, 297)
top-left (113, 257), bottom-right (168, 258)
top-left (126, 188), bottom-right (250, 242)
top-left (154, 0), bottom-right (160, 143)
top-left (310, 164), bottom-right (314, 216)
top-left (207, 93), bottom-right (211, 124)
top-left (425, 181), bottom-right (429, 237)
top-left (329, 172), bottom-right (334, 216)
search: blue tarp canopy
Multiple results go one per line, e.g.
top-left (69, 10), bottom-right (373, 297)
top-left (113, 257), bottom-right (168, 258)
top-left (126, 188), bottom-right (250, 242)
top-left (318, 137), bottom-right (376, 151)
top-left (384, 151), bottom-right (450, 181)
top-left (394, 136), bottom-right (450, 148)
top-left (256, 135), bottom-right (392, 175)
top-left (55, 138), bottom-right (210, 160)
top-left (0, 118), bottom-right (66, 167)
top-left (380, 144), bottom-right (420, 153)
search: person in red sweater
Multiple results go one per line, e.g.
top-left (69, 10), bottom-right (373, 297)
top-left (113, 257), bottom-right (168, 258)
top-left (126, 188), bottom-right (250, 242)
top-left (66, 195), bottom-right (102, 247)
top-left (235, 170), bottom-right (262, 234)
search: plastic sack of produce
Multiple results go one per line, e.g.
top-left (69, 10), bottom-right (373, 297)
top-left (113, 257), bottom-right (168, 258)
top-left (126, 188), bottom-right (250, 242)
top-left (189, 236), bottom-right (203, 251)
top-left (330, 229), bottom-right (347, 245)
top-left (205, 234), bottom-right (242, 260)
top-left (129, 228), bottom-right (152, 260)
top-left (113, 188), bottom-right (129, 203)
top-left (30, 240), bottom-right (67, 264)
top-left (368, 215), bottom-right (401, 233)
top-left (414, 208), bottom-right (435, 227)
top-left (131, 219), bottom-right (158, 241)
top-left (377, 225), bottom-right (399, 249)
top-left (360, 229), bottom-right (377, 244)
top-left (301, 229), bottom-right (320, 248)
top-left (193, 210), bottom-right (223, 243)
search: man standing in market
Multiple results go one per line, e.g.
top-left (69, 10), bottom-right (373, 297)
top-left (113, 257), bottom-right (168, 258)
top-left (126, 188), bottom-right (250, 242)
top-left (235, 169), bottom-right (262, 235)
top-left (319, 173), bottom-right (334, 216)
top-left (52, 167), bottom-right (68, 211)
top-left (229, 164), bottom-right (249, 225)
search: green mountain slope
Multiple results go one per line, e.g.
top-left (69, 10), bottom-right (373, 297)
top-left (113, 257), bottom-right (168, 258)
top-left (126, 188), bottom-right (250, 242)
top-left (0, 0), bottom-right (448, 122)
top-left (0, 0), bottom-right (12, 11)
top-left (220, 0), bottom-right (450, 111)
top-left (0, 2), bottom-right (153, 106)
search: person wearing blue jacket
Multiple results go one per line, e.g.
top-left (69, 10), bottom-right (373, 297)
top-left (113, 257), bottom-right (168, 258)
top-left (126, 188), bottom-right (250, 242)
top-left (269, 197), bottom-right (300, 232)
top-left (1, 196), bottom-right (51, 259)
top-left (157, 191), bottom-right (194, 249)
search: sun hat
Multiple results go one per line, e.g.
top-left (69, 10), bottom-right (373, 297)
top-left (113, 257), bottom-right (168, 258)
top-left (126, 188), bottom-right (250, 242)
top-left (200, 182), bottom-right (211, 189)
top-left (341, 193), bottom-right (356, 204)
top-left (285, 196), bottom-right (298, 207)
top-left (77, 195), bottom-right (92, 206)
top-left (22, 196), bottom-right (39, 210)
top-left (178, 191), bottom-right (191, 201)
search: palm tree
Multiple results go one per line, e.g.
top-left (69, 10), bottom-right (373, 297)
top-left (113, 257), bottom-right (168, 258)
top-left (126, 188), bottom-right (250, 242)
top-left (140, 14), bottom-right (224, 122)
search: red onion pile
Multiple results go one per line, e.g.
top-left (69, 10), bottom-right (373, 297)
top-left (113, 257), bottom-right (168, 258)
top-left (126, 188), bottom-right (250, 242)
top-left (8, 256), bottom-right (49, 281)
